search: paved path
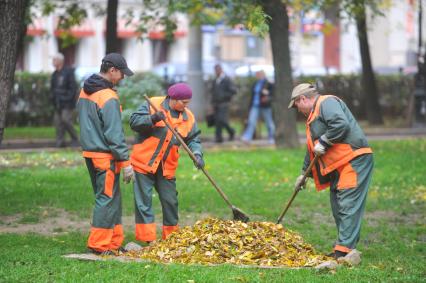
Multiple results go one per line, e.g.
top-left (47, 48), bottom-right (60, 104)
top-left (1, 127), bottom-right (425, 152)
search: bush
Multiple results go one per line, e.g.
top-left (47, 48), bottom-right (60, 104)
top-left (117, 72), bottom-right (166, 122)
top-left (8, 72), bottom-right (53, 126)
top-left (294, 74), bottom-right (414, 120)
top-left (7, 72), bottom-right (415, 126)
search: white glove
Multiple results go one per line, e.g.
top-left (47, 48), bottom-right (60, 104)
top-left (122, 165), bottom-right (135, 184)
top-left (295, 174), bottom-right (307, 190)
top-left (314, 142), bottom-right (326, 156)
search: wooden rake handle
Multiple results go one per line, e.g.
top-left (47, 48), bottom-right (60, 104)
top-left (143, 95), bottom-right (234, 208)
top-left (276, 154), bottom-right (320, 224)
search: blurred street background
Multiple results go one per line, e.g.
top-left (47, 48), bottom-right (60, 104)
top-left (1, 0), bottom-right (426, 149)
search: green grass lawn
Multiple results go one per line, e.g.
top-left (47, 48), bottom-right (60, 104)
top-left (0, 140), bottom-right (425, 282)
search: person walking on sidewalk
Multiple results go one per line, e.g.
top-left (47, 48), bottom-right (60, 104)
top-left (241, 70), bottom-right (275, 144)
top-left (130, 83), bottom-right (204, 243)
top-left (289, 83), bottom-right (374, 260)
top-left (77, 53), bottom-right (135, 255)
top-left (210, 64), bottom-right (236, 143)
top-left (50, 53), bottom-right (79, 147)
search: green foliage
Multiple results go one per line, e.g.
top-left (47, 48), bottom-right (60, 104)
top-left (295, 74), bottom-right (414, 120)
top-left (7, 72), bottom-right (415, 126)
top-left (134, 0), bottom-right (270, 40)
top-left (314, 0), bottom-right (389, 20)
top-left (117, 73), bottom-right (166, 122)
top-left (33, 0), bottom-right (88, 48)
top-left (8, 72), bottom-right (53, 126)
top-left (0, 140), bottom-right (425, 281)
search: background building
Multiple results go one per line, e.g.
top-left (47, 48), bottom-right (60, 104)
top-left (19, 0), bottom-right (422, 78)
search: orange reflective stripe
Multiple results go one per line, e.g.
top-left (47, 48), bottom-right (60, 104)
top-left (162, 145), bottom-right (179, 179)
top-left (321, 147), bottom-right (373, 175)
top-left (79, 89), bottom-right (119, 109)
top-left (104, 169), bottom-right (115, 197)
top-left (162, 225), bottom-right (179, 239)
top-left (110, 224), bottom-right (124, 250)
top-left (87, 226), bottom-right (114, 252)
top-left (83, 151), bottom-right (114, 159)
top-left (90, 157), bottom-right (115, 197)
top-left (131, 136), bottom-right (162, 174)
top-left (135, 223), bottom-right (157, 242)
top-left (91, 157), bottom-right (111, 170)
top-left (334, 244), bottom-right (352, 253)
top-left (337, 162), bottom-right (357, 189)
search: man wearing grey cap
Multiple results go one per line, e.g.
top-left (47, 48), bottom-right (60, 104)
top-left (77, 53), bottom-right (135, 255)
top-left (289, 83), bottom-right (374, 261)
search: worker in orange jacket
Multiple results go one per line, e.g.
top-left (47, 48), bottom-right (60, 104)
top-left (77, 53), bottom-right (135, 255)
top-left (130, 83), bottom-right (204, 243)
top-left (289, 83), bottom-right (374, 260)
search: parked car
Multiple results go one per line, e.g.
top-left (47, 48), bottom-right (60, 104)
top-left (150, 61), bottom-right (235, 82)
top-left (74, 66), bottom-right (99, 85)
top-left (234, 64), bottom-right (339, 81)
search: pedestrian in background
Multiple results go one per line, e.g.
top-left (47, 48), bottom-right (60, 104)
top-left (241, 70), bottom-right (275, 144)
top-left (77, 53), bottom-right (135, 255)
top-left (289, 83), bottom-right (374, 260)
top-left (50, 53), bottom-right (79, 147)
top-left (130, 83), bottom-right (204, 243)
top-left (210, 64), bottom-right (236, 143)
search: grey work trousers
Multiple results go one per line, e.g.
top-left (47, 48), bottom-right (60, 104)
top-left (54, 108), bottom-right (78, 146)
top-left (329, 153), bottom-right (374, 252)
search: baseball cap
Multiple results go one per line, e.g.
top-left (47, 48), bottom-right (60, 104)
top-left (288, 83), bottom-right (317, 109)
top-left (102, 53), bottom-right (134, 76)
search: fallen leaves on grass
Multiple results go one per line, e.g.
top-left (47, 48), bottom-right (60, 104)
top-left (0, 152), bottom-right (82, 168)
top-left (128, 218), bottom-right (330, 267)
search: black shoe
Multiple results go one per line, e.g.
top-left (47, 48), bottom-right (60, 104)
top-left (335, 250), bottom-right (348, 259)
top-left (56, 142), bottom-right (66, 148)
top-left (229, 129), bottom-right (235, 141)
top-left (326, 250), bottom-right (347, 259)
top-left (116, 246), bottom-right (128, 255)
top-left (326, 252), bottom-right (335, 258)
top-left (215, 138), bottom-right (223, 143)
top-left (89, 248), bottom-right (115, 256)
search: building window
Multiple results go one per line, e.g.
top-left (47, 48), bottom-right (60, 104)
top-left (245, 36), bottom-right (264, 58)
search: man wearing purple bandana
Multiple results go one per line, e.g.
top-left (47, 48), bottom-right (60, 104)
top-left (129, 83), bottom-right (204, 243)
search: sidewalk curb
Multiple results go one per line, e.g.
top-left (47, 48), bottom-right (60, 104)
top-left (1, 128), bottom-right (426, 151)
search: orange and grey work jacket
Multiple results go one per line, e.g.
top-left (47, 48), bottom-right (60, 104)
top-left (304, 95), bottom-right (373, 190)
top-left (130, 96), bottom-right (202, 179)
top-left (77, 74), bottom-right (130, 169)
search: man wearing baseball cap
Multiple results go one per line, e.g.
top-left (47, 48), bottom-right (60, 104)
top-left (129, 83), bottom-right (204, 243)
top-left (77, 53), bottom-right (135, 255)
top-left (289, 83), bottom-right (374, 262)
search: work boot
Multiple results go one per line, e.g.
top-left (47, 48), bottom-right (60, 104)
top-left (89, 248), bottom-right (115, 256)
top-left (112, 246), bottom-right (128, 256)
top-left (326, 250), bottom-right (347, 259)
top-left (326, 252), bottom-right (335, 258)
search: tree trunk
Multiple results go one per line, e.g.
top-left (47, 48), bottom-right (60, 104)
top-left (106, 0), bottom-right (119, 54)
top-left (355, 5), bottom-right (383, 125)
top-left (187, 24), bottom-right (205, 121)
top-left (261, 0), bottom-right (299, 148)
top-left (0, 0), bottom-right (29, 145)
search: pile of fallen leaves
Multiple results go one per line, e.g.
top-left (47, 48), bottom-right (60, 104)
top-left (129, 218), bottom-right (329, 267)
